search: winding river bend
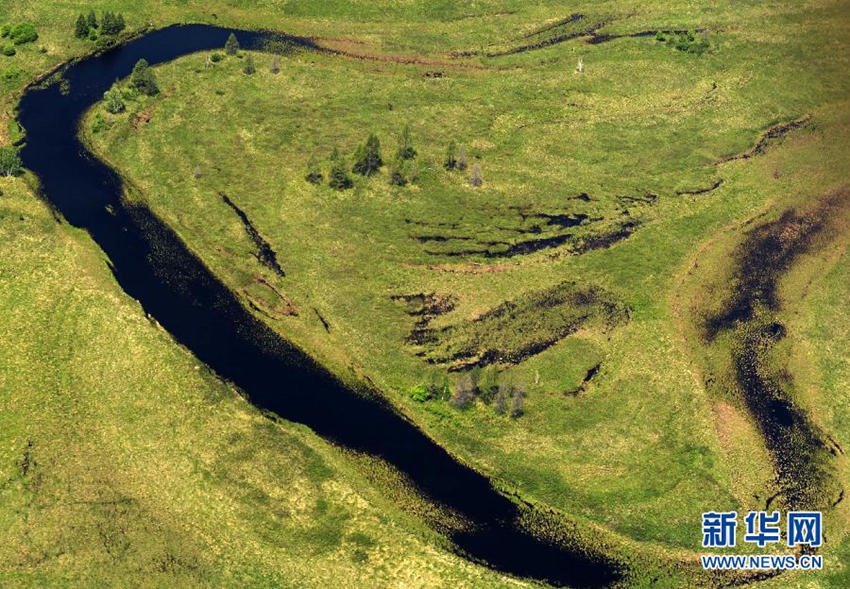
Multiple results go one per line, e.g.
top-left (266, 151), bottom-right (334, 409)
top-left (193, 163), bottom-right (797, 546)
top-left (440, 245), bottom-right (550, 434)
top-left (17, 25), bottom-right (620, 587)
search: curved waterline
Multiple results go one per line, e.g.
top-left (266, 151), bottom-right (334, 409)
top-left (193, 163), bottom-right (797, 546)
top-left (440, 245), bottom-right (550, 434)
top-left (16, 24), bottom-right (621, 587)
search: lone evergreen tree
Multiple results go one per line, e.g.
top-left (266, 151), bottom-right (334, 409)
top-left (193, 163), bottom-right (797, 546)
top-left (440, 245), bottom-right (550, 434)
top-left (305, 155), bottom-right (323, 185)
top-left (243, 54), bottom-right (256, 75)
top-left (457, 144), bottom-right (467, 171)
top-left (328, 148), bottom-right (353, 190)
top-left (87, 10), bottom-right (98, 29)
top-left (397, 125), bottom-right (416, 160)
top-left (101, 12), bottom-right (115, 35)
top-left (75, 15), bottom-right (89, 39)
top-left (352, 134), bottom-right (382, 176)
top-left (443, 140), bottom-right (457, 170)
top-left (0, 146), bottom-right (22, 177)
top-left (225, 33), bottom-right (240, 55)
top-left (388, 157), bottom-right (407, 186)
top-left (130, 59), bottom-right (159, 96)
top-left (469, 163), bottom-right (483, 187)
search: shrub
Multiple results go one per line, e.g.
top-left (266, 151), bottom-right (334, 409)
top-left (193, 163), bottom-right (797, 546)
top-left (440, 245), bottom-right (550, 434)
top-left (225, 33), bottom-right (240, 55)
top-left (11, 23), bottom-right (38, 45)
top-left (210, 52), bottom-right (223, 63)
top-left (103, 85), bottom-right (125, 114)
top-left (131, 59), bottom-right (159, 96)
top-left (0, 146), bottom-right (22, 176)
top-left (409, 384), bottom-right (430, 402)
top-left (352, 134), bottom-right (382, 176)
top-left (2, 45), bottom-right (15, 57)
top-left (91, 113), bottom-right (109, 134)
top-left (0, 24), bottom-right (9, 38)
top-left (88, 30), bottom-right (98, 42)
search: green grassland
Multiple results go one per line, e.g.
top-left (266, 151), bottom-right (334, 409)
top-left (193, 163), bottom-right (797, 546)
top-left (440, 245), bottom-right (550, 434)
top-left (1, 0), bottom-right (849, 586)
top-left (0, 181), bottom-right (531, 587)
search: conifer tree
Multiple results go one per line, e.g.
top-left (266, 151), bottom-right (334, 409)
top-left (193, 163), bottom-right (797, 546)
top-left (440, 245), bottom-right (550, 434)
top-left (469, 163), bottom-right (483, 187)
top-left (75, 15), bottom-right (89, 39)
top-left (397, 125), bottom-right (416, 160)
top-left (328, 148), bottom-right (353, 190)
top-left (131, 59), bottom-right (159, 96)
top-left (225, 33), bottom-right (239, 55)
top-left (87, 10), bottom-right (98, 29)
top-left (443, 140), bottom-right (457, 170)
top-left (243, 54), bottom-right (256, 75)
top-left (352, 134), bottom-right (382, 176)
top-left (305, 155), bottom-right (323, 185)
top-left (457, 144), bottom-right (467, 171)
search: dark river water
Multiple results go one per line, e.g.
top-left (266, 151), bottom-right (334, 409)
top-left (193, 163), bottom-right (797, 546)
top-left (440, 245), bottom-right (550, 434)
top-left (16, 24), bottom-right (620, 587)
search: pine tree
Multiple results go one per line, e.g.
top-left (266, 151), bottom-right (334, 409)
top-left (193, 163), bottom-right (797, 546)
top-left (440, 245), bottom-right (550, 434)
top-left (75, 15), bottom-right (89, 39)
top-left (328, 148), bottom-right (353, 190)
top-left (101, 12), bottom-right (114, 35)
top-left (131, 59), bottom-right (159, 96)
top-left (397, 125), bottom-right (416, 160)
top-left (352, 134), bottom-right (383, 176)
top-left (87, 10), bottom-right (98, 29)
top-left (457, 144), bottom-right (467, 171)
top-left (388, 157), bottom-right (407, 186)
top-left (443, 140), bottom-right (457, 170)
top-left (225, 33), bottom-right (240, 55)
top-left (305, 155), bottom-right (323, 185)
top-left (243, 54), bottom-right (256, 75)
top-left (469, 163), bottom-right (483, 187)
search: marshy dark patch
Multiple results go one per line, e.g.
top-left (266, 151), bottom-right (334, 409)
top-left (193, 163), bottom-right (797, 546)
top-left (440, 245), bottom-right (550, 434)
top-left (221, 193), bottom-right (285, 277)
top-left (314, 308), bottom-right (331, 332)
top-left (716, 115), bottom-right (812, 164)
top-left (564, 363), bottom-right (601, 396)
top-left (704, 192), bottom-right (849, 510)
top-left (407, 282), bottom-right (628, 370)
top-left (519, 13), bottom-right (586, 39)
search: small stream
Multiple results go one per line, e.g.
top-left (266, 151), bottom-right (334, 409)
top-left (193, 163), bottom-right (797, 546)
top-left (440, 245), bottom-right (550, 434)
top-left (16, 24), bottom-right (620, 588)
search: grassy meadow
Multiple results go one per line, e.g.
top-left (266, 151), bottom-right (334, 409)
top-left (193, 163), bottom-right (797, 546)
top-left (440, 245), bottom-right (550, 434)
top-left (1, 0), bottom-right (849, 586)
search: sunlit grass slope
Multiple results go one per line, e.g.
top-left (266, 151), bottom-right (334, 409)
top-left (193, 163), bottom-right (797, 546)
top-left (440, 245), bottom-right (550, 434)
top-left (0, 181), bottom-right (528, 587)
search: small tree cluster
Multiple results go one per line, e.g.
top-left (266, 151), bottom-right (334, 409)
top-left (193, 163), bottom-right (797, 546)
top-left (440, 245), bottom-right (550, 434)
top-left (655, 30), bottom-right (709, 55)
top-left (130, 59), bottom-right (159, 96)
top-left (225, 33), bottom-right (240, 56)
top-left (0, 146), bottom-right (22, 176)
top-left (448, 367), bottom-right (526, 418)
top-left (100, 12), bottom-right (126, 36)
